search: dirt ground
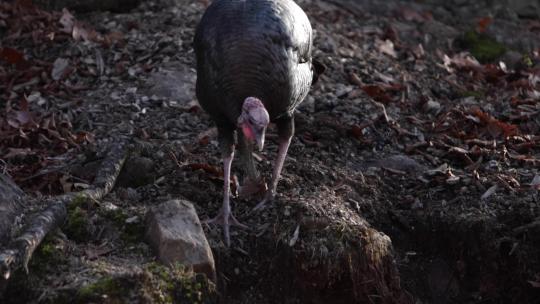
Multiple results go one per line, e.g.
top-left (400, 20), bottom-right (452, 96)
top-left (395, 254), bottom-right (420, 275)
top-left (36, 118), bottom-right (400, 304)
top-left (1, 0), bottom-right (540, 303)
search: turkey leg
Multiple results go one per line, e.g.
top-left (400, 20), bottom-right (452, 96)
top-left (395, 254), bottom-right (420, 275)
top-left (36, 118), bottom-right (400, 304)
top-left (204, 132), bottom-right (247, 246)
top-left (253, 117), bottom-right (293, 211)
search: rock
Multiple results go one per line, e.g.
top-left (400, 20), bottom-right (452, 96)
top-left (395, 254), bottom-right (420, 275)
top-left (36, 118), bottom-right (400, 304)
top-left (421, 20), bottom-right (459, 47)
top-left (502, 50), bottom-right (525, 70)
top-left (116, 156), bottom-right (155, 188)
top-left (145, 200), bottom-right (216, 281)
top-left (510, 0), bottom-right (540, 19)
top-left (145, 63), bottom-right (196, 104)
top-left (423, 99), bottom-right (441, 114)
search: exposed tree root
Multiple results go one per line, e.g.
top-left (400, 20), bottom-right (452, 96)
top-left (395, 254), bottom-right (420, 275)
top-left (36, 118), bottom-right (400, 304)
top-left (0, 174), bottom-right (25, 244)
top-left (0, 139), bottom-right (129, 280)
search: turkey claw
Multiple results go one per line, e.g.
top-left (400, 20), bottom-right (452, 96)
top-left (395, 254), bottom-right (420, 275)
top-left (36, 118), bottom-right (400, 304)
top-left (203, 208), bottom-right (248, 246)
top-left (252, 190), bottom-right (275, 212)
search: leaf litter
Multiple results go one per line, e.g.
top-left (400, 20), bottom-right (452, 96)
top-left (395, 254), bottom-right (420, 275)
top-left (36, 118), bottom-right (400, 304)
top-left (1, 0), bottom-right (540, 303)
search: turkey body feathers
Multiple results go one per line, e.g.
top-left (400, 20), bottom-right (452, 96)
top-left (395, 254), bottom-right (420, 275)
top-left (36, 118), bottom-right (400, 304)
top-left (194, 0), bottom-right (314, 128)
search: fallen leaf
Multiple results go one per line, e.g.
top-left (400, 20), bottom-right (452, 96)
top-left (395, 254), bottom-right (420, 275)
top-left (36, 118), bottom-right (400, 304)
top-left (197, 127), bottom-right (217, 146)
top-left (51, 58), bottom-right (69, 80)
top-left (14, 111), bottom-right (31, 125)
top-left (4, 148), bottom-right (33, 158)
top-left (85, 245), bottom-right (115, 260)
top-left (481, 185), bottom-right (498, 200)
top-left (399, 7), bottom-right (432, 23)
top-left (59, 8), bottom-right (75, 33)
top-left (531, 175), bottom-right (540, 190)
top-left (362, 84), bottom-right (392, 102)
top-left (443, 53), bottom-right (482, 72)
top-left (476, 17), bottom-right (493, 33)
top-left (238, 176), bottom-right (267, 198)
top-left (188, 163), bottom-right (223, 177)
top-left (376, 39), bottom-right (397, 58)
top-left (361, 83), bottom-right (403, 103)
top-left (59, 174), bottom-right (72, 193)
top-left (350, 124), bottom-right (366, 139)
top-left (0, 47), bottom-right (25, 64)
top-left (412, 44), bottom-right (425, 59)
top-left (289, 225), bottom-right (300, 247)
top-left (472, 108), bottom-right (519, 138)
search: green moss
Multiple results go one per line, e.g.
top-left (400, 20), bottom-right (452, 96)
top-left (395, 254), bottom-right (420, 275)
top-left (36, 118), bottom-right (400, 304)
top-left (31, 236), bottom-right (65, 273)
top-left (70, 194), bottom-right (90, 209)
top-left (144, 262), bottom-right (216, 304)
top-left (122, 221), bottom-right (145, 243)
top-left (76, 276), bottom-right (124, 303)
top-left (460, 30), bottom-right (506, 63)
top-left (64, 206), bottom-right (90, 242)
top-left (459, 90), bottom-right (485, 99)
top-left (99, 207), bottom-right (128, 225)
top-left (98, 206), bottom-right (144, 244)
top-left (522, 54), bottom-right (534, 67)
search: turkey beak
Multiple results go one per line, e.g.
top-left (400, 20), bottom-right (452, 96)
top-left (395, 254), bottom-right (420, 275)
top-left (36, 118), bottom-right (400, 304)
top-left (255, 128), bottom-right (265, 152)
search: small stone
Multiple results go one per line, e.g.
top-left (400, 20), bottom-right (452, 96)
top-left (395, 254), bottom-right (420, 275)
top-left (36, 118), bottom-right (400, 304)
top-left (411, 199), bottom-right (423, 210)
top-left (125, 87), bottom-right (138, 95)
top-left (424, 99), bottom-right (441, 114)
top-left (146, 199), bottom-right (216, 281)
top-left (125, 216), bottom-right (139, 224)
top-left (502, 50), bottom-right (523, 70)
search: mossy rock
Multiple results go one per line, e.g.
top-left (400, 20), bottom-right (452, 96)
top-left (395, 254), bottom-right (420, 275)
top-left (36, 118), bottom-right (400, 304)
top-left (457, 30), bottom-right (506, 63)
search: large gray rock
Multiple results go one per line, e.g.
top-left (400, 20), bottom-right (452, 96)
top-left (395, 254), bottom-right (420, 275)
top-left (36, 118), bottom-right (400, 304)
top-left (146, 200), bottom-right (215, 281)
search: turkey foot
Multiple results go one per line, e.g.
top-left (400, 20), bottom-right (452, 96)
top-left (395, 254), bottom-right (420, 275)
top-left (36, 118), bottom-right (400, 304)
top-left (204, 205), bottom-right (248, 247)
top-left (252, 136), bottom-right (292, 212)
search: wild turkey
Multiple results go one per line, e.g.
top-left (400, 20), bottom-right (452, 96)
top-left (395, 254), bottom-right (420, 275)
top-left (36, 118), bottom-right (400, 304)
top-left (194, 0), bottom-right (322, 245)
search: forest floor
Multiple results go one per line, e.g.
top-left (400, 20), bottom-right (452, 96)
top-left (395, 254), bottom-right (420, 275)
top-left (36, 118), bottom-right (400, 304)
top-left (1, 0), bottom-right (540, 303)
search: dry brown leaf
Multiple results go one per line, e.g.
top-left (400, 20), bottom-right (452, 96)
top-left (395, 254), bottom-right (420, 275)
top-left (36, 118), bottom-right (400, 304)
top-left (476, 16), bottom-right (493, 33)
top-left (238, 177), bottom-right (267, 198)
top-left (0, 47), bottom-right (25, 65)
top-left (443, 53), bottom-right (481, 72)
top-left (188, 163), bottom-right (223, 177)
top-left (59, 8), bottom-right (75, 33)
top-left (376, 39), bottom-right (397, 58)
top-left (400, 7), bottom-right (432, 23)
top-left (85, 245), bottom-right (115, 260)
top-left (197, 127), bottom-right (217, 146)
top-left (4, 148), bottom-right (33, 159)
top-left (472, 108), bottom-right (519, 138)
